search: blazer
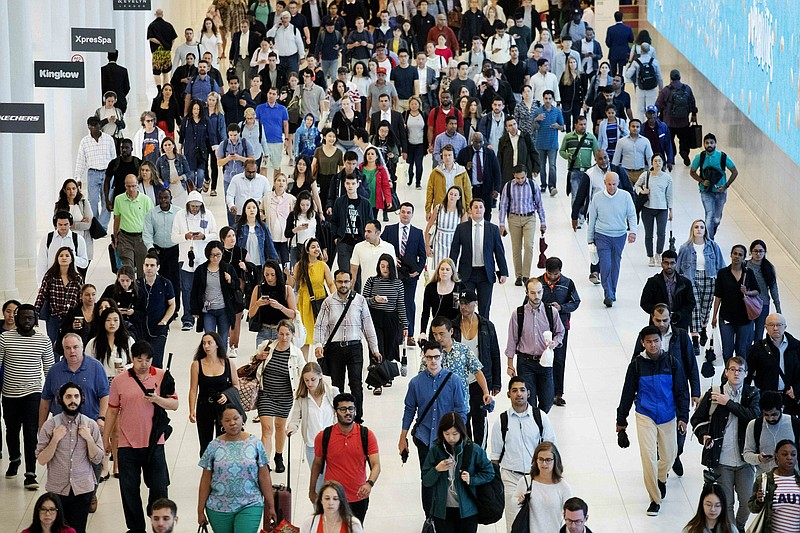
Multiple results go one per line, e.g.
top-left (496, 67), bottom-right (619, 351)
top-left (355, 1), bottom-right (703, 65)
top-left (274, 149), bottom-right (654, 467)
top-left (496, 131), bottom-right (538, 182)
top-left (455, 145), bottom-right (502, 196)
top-left (229, 30), bottom-right (261, 62)
top-left (382, 223), bottom-right (427, 277)
top-left (260, 66), bottom-right (289, 93)
top-left (301, 0), bottom-right (327, 28)
top-left (449, 219), bottom-right (509, 282)
top-left (101, 62), bottom-right (131, 113)
top-left (605, 22), bottom-right (634, 61)
top-left (369, 110), bottom-right (409, 153)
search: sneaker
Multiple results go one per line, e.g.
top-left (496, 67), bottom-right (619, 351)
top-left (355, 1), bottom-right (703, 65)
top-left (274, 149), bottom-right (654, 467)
top-left (603, 297), bottom-right (613, 308)
top-left (549, 187), bottom-right (557, 197)
top-left (515, 276), bottom-right (523, 286)
top-left (540, 185), bottom-right (547, 192)
top-left (553, 396), bottom-right (566, 406)
top-left (646, 502), bottom-right (660, 516)
top-left (228, 347), bottom-right (238, 359)
top-left (658, 480), bottom-right (667, 499)
top-left (5, 458), bottom-right (20, 478)
top-left (181, 323), bottom-right (192, 331)
top-left (589, 272), bottom-right (600, 285)
top-left (273, 454), bottom-right (285, 474)
top-left (210, 190), bottom-right (218, 197)
top-left (24, 473), bottom-right (39, 490)
top-left (401, 363), bottom-right (408, 377)
top-left (649, 256), bottom-right (656, 267)
top-left (416, 185), bottom-right (422, 190)
top-left (672, 457), bottom-right (684, 477)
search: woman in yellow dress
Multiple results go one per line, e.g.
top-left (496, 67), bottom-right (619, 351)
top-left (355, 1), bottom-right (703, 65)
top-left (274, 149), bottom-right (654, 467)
top-left (293, 238), bottom-right (335, 359)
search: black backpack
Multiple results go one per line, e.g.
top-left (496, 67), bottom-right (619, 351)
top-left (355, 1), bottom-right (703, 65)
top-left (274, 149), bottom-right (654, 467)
top-left (698, 151), bottom-right (728, 191)
top-left (498, 408), bottom-right (544, 462)
top-left (668, 85), bottom-right (690, 118)
top-left (321, 424), bottom-right (370, 469)
top-left (460, 441), bottom-right (505, 525)
top-left (752, 415), bottom-right (800, 453)
top-left (636, 57), bottom-right (658, 90)
top-left (47, 231), bottom-right (80, 251)
top-left (515, 303), bottom-right (556, 355)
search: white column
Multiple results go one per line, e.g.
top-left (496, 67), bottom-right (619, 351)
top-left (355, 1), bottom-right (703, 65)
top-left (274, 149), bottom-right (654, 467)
top-left (594, 0), bottom-right (620, 50)
top-left (0, 0), bottom-right (18, 298)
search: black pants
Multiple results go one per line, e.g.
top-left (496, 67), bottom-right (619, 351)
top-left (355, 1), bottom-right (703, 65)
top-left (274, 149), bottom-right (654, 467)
top-left (553, 327), bottom-right (569, 397)
top-left (197, 399), bottom-right (224, 457)
top-left (61, 490), bottom-right (94, 533)
top-left (371, 308), bottom-right (400, 364)
top-left (350, 497), bottom-right (369, 525)
top-left (155, 245), bottom-right (181, 317)
top-left (274, 241), bottom-right (290, 265)
top-left (413, 436), bottom-right (433, 515)
top-left (208, 150), bottom-right (219, 190)
top-left (118, 445), bottom-right (170, 533)
top-left (464, 268), bottom-right (493, 318)
top-left (610, 58), bottom-right (626, 78)
top-left (466, 381), bottom-right (488, 448)
top-left (2, 393), bottom-right (40, 474)
top-left (322, 343), bottom-right (365, 423)
top-left (434, 507), bottom-right (479, 533)
top-left (670, 125), bottom-right (692, 159)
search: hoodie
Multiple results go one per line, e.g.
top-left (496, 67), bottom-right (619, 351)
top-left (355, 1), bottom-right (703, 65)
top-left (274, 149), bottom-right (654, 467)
top-left (170, 190), bottom-right (218, 272)
top-left (425, 162), bottom-right (472, 215)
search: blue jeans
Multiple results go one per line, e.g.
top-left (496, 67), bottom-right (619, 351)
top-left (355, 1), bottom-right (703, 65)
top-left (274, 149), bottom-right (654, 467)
top-left (87, 168), bottom-right (110, 227)
top-left (180, 269), bottom-right (195, 326)
top-left (595, 233), bottom-right (627, 300)
top-left (537, 148), bottom-right (558, 189)
top-left (517, 356), bottom-right (554, 413)
top-left (118, 446), bottom-right (170, 533)
top-left (569, 170), bottom-right (586, 218)
top-left (280, 53), bottom-right (299, 76)
top-left (203, 308), bottom-right (230, 348)
top-left (321, 59), bottom-right (339, 84)
top-left (256, 324), bottom-right (278, 348)
top-left (720, 320), bottom-right (754, 363)
top-left (700, 190), bottom-right (727, 240)
top-left (190, 167), bottom-right (206, 191)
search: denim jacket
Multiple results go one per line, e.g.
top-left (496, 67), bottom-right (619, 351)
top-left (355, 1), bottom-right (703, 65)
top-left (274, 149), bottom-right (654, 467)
top-left (155, 154), bottom-right (192, 190)
top-left (676, 239), bottom-right (727, 283)
top-left (236, 221), bottom-right (279, 266)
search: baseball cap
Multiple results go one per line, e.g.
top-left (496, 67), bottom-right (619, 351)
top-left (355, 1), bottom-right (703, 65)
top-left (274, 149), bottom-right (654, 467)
top-left (323, 16), bottom-right (335, 26)
top-left (459, 289), bottom-right (478, 303)
top-left (645, 105), bottom-right (658, 114)
top-left (376, 67), bottom-right (387, 75)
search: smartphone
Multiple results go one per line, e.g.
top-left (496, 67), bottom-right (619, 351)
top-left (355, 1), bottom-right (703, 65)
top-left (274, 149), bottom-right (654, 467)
top-left (144, 388), bottom-right (155, 397)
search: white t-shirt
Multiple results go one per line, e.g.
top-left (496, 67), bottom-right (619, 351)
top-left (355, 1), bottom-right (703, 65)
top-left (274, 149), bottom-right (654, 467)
top-left (694, 243), bottom-right (706, 271)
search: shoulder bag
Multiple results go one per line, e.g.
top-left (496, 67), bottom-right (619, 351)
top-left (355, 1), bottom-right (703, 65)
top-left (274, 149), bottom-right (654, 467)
top-left (742, 271), bottom-right (763, 321)
top-left (410, 371), bottom-right (453, 439)
top-left (635, 171), bottom-right (650, 217)
top-left (510, 475), bottom-right (531, 532)
top-left (322, 291), bottom-right (356, 349)
top-left (305, 267), bottom-right (326, 319)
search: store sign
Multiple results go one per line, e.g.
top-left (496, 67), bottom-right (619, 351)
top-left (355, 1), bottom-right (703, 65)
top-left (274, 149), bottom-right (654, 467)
top-left (72, 28), bottom-right (116, 52)
top-left (0, 103), bottom-right (46, 134)
top-left (113, 0), bottom-right (151, 10)
top-left (34, 61), bottom-right (85, 88)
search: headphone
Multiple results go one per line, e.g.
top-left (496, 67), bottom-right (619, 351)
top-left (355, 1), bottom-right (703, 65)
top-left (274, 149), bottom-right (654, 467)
top-left (53, 210), bottom-right (74, 227)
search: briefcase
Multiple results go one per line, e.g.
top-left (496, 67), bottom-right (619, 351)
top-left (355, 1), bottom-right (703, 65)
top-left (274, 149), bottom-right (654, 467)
top-left (689, 121), bottom-right (703, 149)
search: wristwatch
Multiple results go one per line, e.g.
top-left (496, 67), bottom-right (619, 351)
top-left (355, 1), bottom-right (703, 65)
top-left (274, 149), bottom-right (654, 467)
top-left (366, 479), bottom-right (375, 487)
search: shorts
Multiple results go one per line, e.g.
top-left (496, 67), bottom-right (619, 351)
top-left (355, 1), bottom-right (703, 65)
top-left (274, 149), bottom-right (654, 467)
top-left (264, 142), bottom-right (284, 169)
top-left (152, 46), bottom-right (172, 75)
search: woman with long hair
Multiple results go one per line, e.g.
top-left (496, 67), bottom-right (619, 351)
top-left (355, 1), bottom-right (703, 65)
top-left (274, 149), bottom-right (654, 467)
top-left (220, 226), bottom-right (251, 358)
top-left (421, 413), bottom-right (495, 533)
top-left (294, 113), bottom-right (322, 160)
top-left (94, 91), bottom-right (126, 148)
top-left (100, 266), bottom-right (139, 328)
top-left (236, 198), bottom-right (279, 270)
top-left (360, 146), bottom-right (393, 219)
top-left (21, 492), bottom-right (75, 533)
top-left (403, 96), bottom-right (427, 188)
top-left (300, 480), bottom-right (364, 533)
top-left (253, 319), bottom-right (305, 472)
top-left (419, 258), bottom-right (462, 342)
top-left (88, 297), bottom-right (119, 339)
top-left (35, 247), bottom-right (83, 346)
top-left (289, 155), bottom-right (324, 218)
top-left (745, 239), bottom-right (782, 341)
top-left (189, 332), bottom-right (239, 456)
top-left (349, 62), bottom-right (371, 113)
top-left (287, 362), bottom-right (339, 484)
top-left (180, 98), bottom-right (211, 190)
top-left (56, 283), bottom-right (96, 353)
top-left (748, 439), bottom-right (800, 532)
top-left (262, 175), bottom-right (296, 265)
top-left (425, 42), bottom-right (448, 78)
top-left (712, 244), bottom-right (760, 362)
top-left (286, 192), bottom-right (328, 266)
top-left (312, 127), bottom-right (344, 210)
top-left (190, 240), bottom-right (240, 349)
top-left (425, 185), bottom-right (468, 269)
top-left (530, 28), bottom-right (558, 65)
top-left (363, 254), bottom-right (407, 395)
top-left (240, 107), bottom-right (268, 171)
top-left (461, 97), bottom-right (483, 145)
top-left (629, 29), bottom-right (657, 63)
top-left (293, 238), bottom-right (334, 358)
top-left (249, 260), bottom-right (298, 347)
top-left (682, 483), bottom-right (737, 533)
top-left (150, 83), bottom-right (182, 138)
top-left (54, 179), bottom-right (94, 266)
top-left (513, 441), bottom-right (573, 531)
top-left (199, 17), bottom-right (223, 68)
top-left (583, 61), bottom-right (613, 111)
top-left (155, 136), bottom-right (192, 209)
top-left (677, 219), bottom-right (727, 353)
top-left (198, 405), bottom-right (277, 533)
top-left (558, 56), bottom-right (585, 132)
top-left (370, 120), bottom-right (400, 194)
top-left (328, 80), bottom-right (348, 118)
top-left (635, 153), bottom-right (673, 266)
top-left (205, 91), bottom-right (226, 194)
top-left (137, 161), bottom-right (164, 204)
top-left (332, 95), bottom-right (365, 153)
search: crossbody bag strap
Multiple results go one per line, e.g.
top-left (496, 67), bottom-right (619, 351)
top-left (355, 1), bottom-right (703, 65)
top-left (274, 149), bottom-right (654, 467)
top-left (568, 134), bottom-right (586, 171)
top-left (416, 371), bottom-right (453, 426)
top-left (324, 292), bottom-right (356, 347)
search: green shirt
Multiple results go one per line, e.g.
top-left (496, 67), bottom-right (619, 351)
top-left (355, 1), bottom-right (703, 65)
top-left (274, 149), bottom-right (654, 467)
top-left (113, 192), bottom-right (154, 233)
top-left (558, 131), bottom-right (599, 170)
top-left (363, 167), bottom-right (377, 206)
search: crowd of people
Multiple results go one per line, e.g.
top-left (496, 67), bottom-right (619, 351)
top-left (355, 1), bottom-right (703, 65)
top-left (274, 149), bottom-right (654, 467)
top-left (4, 0), bottom-right (799, 532)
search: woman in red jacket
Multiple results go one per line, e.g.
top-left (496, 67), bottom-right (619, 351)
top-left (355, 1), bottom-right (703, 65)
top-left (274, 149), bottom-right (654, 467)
top-left (359, 146), bottom-right (393, 219)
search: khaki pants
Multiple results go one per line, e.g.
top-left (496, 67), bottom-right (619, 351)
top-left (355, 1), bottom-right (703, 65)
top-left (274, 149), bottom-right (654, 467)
top-left (396, 98), bottom-right (410, 113)
top-left (501, 468), bottom-right (526, 531)
top-left (508, 214), bottom-right (537, 279)
top-left (635, 412), bottom-right (677, 504)
top-left (627, 168), bottom-right (645, 185)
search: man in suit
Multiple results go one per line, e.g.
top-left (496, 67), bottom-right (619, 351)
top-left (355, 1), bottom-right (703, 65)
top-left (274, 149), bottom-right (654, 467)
top-left (368, 94), bottom-right (409, 156)
top-left (229, 19), bottom-right (261, 86)
top-left (604, 11), bottom-right (634, 78)
top-left (449, 197), bottom-right (509, 318)
top-left (457, 132), bottom-right (501, 221)
top-left (382, 203), bottom-right (427, 358)
top-left (497, 116), bottom-right (538, 184)
top-left (101, 50), bottom-right (131, 114)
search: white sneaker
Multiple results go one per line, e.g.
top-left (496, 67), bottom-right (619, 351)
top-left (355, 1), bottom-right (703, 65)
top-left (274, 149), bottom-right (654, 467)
top-left (228, 346), bottom-right (238, 359)
top-left (649, 256), bottom-right (656, 267)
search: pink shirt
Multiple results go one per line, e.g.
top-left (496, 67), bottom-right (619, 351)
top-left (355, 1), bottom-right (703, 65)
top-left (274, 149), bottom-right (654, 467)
top-left (108, 366), bottom-right (178, 449)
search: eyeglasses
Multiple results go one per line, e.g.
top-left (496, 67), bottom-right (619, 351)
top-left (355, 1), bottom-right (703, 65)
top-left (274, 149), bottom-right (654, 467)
top-left (766, 323), bottom-right (786, 328)
top-left (209, 253), bottom-right (222, 258)
top-left (336, 406), bottom-right (356, 413)
top-left (423, 354), bottom-right (442, 360)
top-left (751, 249), bottom-right (766, 254)
top-left (726, 367), bottom-right (746, 374)
top-left (565, 518), bottom-right (585, 525)
top-left (144, 119), bottom-right (154, 123)
top-left (39, 507), bottom-right (58, 514)
top-left (537, 457), bottom-right (555, 464)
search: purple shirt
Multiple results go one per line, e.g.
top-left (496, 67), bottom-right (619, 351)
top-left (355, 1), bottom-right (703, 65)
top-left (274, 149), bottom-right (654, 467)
top-left (505, 302), bottom-right (565, 358)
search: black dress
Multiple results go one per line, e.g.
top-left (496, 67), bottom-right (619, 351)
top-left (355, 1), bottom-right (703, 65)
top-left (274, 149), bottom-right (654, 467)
top-left (196, 357), bottom-right (234, 456)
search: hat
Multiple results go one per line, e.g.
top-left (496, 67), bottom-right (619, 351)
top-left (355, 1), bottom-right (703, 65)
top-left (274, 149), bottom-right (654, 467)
top-left (670, 69), bottom-right (681, 80)
top-left (599, 85), bottom-right (613, 94)
top-left (645, 105), bottom-right (658, 114)
top-left (323, 16), bottom-right (335, 26)
top-left (376, 67), bottom-right (387, 75)
top-left (573, 8), bottom-right (581, 14)
top-left (459, 289), bottom-right (478, 303)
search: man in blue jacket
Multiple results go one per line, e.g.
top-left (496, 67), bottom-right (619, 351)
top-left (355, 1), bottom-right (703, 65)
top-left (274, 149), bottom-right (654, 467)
top-left (616, 325), bottom-right (689, 517)
top-left (642, 105), bottom-right (675, 170)
top-left (604, 11), bottom-right (634, 77)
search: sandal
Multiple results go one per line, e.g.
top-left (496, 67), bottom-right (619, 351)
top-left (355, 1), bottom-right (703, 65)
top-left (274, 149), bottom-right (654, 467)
top-left (373, 387), bottom-right (382, 396)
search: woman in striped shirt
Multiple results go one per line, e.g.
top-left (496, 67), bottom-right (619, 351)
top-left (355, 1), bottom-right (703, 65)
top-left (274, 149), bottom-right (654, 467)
top-left (749, 440), bottom-right (800, 533)
top-left (34, 247), bottom-right (83, 347)
top-left (362, 253), bottom-right (407, 395)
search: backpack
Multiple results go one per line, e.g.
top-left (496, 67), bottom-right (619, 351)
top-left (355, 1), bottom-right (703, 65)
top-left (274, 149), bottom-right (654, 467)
top-left (321, 424), bottom-right (370, 469)
top-left (47, 231), bottom-right (79, 251)
top-left (220, 137), bottom-right (252, 162)
top-left (240, 119), bottom-right (263, 145)
top-left (753, 415), bottom-right (800, 453)
top-left (286, 91), bottom-right (302, 124)
top-left (635, 57), bottom-right (658, 90)
top-left (698, 151), bottom-right (728, 191)
top-left (498, 408), bottom-right (544, 462)
top-left (668, 85), bottom-right (690, 118)
top-left (502, 178), bottom-right (537, 222)
top-left (460, 442), bottom-right (505, 525)
top-left (515, 303), bottom-right (555, 355)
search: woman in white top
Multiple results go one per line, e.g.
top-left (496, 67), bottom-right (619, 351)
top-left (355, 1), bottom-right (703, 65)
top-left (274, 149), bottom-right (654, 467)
top-left (483, 0), bottom-right (506, 23)
top-left (94, 91), bottom-right (125, 142)
top-left (53, 179), bottom-right (94, 261)
top-left (250, 37), bottom-right (271, 74)
top-left (261, 174), bottom-right (297, 266)
top-left (425, 42), bottom-right (448, 78)
top-left (287, 362), bottom-right (339, 489)
top-left (199, 17), bottom-right (223, 68)
top-left (514, 442), bottom-right (573, 533)
top-left (635, 153), bottom-right (673, 265)
top-left (529, 29), bottom-right (558, 64)
top-left (349, 62), bottom-right (371, 114)
top-left (301, 480), bottom-right (364, 533)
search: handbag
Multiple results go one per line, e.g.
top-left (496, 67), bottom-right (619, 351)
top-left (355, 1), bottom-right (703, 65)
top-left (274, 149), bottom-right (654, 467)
top-left (305, 269), bottom-right (325, 319)
top-left (635, 171), bottom-right (650, 217)
top-left (746, 473), bottom-right (768, 533)
top-left (237, 360), bottom-right (260, 379)
top-left (197, 525), bottom-right (210, 533)
top-left (89, 217), bottom-right (107, 239)
top-left (384, 189), bottom-right (401, 212)
top-left (742, 272), bottom-right (764, 321)
top-left (232, 287), bottom-right (247, 313)
top-left (510, 478), bottom-right (532, 533)
top-left (237, 376), bottom-right (259, 412)
top-left (365, 358), bottom-right (400, 388)
top-left (689, 120), bottom-right (703, 149)
top-left (421, 516), bottom-right (437, 533)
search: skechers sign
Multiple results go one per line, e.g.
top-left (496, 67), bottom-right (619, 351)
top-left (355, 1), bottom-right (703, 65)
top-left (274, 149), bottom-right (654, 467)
top-left (72, 28), bottom-right (116, 52)
top-left (0, 103), bottom-right (46, 134)
top-left (34, 61), bottom-right (85, 88)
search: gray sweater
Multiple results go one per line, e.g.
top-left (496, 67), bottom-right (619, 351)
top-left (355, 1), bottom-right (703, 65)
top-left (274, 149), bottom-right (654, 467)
top-left (634, 170), bottom-right (673, 210)
top-left (743, 415), bottom-right (797, 473)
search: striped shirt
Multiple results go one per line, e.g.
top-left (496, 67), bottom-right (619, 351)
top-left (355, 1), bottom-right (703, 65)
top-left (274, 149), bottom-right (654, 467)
top-left (35, 413), bottom-right (104, 496)
top-left (498, 178), bottom-right (546, 227)
top-left (74, 132), bottom-right (117, 180)
top-left (772, 474), bottom-right (800, 532)
top-left (362, 276), bottom-right (407, 328)
top-left (35, 274), bottom-right (83, 318)
top-left (314, 292), bottom-right (379, 352)
top-left (0, 330), bottom-right (55, 397)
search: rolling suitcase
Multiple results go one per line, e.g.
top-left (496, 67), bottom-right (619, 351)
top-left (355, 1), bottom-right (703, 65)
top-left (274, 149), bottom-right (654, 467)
top-left (272, 436), bottom-right (292, 525)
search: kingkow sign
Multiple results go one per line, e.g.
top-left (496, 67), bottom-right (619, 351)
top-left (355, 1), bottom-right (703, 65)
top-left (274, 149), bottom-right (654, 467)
top-left (72, 28), bottom-right (116, 52)
top-left (34, 61), bottom-right (85, 88)
top-left (0, 103), bottom-right (46, 134)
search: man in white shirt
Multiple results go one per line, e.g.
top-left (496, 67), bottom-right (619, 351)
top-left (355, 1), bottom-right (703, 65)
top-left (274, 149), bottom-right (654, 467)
top-left (268, 11), bottom-right (306, 76)
top-left (173, 28), bottom-right (206, 71)
top-left (36, 211), bottom-right (90, 283)
top-left (75, 117), bottom-right (117, 228)
top-left (486, 21), bottom-right (513, 65)
top-left (528, 58), bottom-right (560, 103)
top-left (225, 159), bottom-right (271, 227)
top-left (350, 219), bottom-right (396, 290)
top-left (489, 376), bottom-right (557, 530)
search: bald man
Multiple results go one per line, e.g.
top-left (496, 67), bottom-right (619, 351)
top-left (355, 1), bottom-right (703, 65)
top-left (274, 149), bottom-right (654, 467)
top-left (746, 313), bottom-right (800, 416)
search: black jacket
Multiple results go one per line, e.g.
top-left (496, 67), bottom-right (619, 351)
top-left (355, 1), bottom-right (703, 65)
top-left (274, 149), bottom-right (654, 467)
top-left (221, 90), bottom-right (254, 125)
top-left (639, 272), bottom-right (696, 330)
top-left (101, 62), bottom-right (131, 113)
top-left (330, 194), bottom-right (373, 241)
top-left (570, 164), bottom-right (635, 221)
top-left (190, 261), bottom-right (240, 327)
top-left (691, 383), bottom-right (760, 468)
top-left (326, 168), bottom-right (369, 211)
top-left (369, 110), bottom-right (409, 153)
top-left (746, 334), bottom-right (800, 415)
top-left (537, 273), bottom-right (581, 329)
top-left (497, 130), bottom-right (538, 183)
top-left (452, 314), bottom-right (502, 392)
top-left (229, 30), bottom-right (262, 62)
top-left (260, 66), bottom-right (289, 93)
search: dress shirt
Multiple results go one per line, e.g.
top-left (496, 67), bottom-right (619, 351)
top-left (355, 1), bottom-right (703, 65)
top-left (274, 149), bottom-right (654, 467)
top-left (505, 302), bottom-right (565, 358)
top-left (74, 133), bottom-right (117, 179)
top-left (441, 341), bottom-right (482, 403)
top-left (417, 68), bottom-right (428, 94)
top-left (239, 31), bottom-right (250, 58)
top-left (226, 173), bottom-right (271, 213)
top-left (612, 135), bottom-right (653, 169)
top-left (498, 179), bottom-right (545, 227)
top-left (402, 368), bottom-right (467, 447)
top-left (351, 239), bottom-right (397, 279)
top-left (489, 405), bottom-right (557, 472)
top-left (509, 132), bottom-right (520, 165)
top-left (313, 291), bottom-right (379, 352)
top-left (35, 414), bottom-right (104, 496)
top-left (663, 272), bottom-right (676, 308)
top-left (143, 205), bottom-right (180, 249)
top-left (268, 24), bottom-right (305, 57)
top-left (380, 109), bottom-right (392, 124)
top-left (528, 72), bottom-right (560, 103)
top-left (308, 1), bottom-right (321, 26)
top-left (37, 230), bottom-right (90, 283)
top-left (472, 220), bottom-right (484, 267)
top-left (399, 223), bottom-right (411, 256)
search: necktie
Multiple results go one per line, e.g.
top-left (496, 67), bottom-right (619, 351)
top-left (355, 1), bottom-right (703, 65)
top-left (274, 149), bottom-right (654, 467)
top-left (473, 223), bottom-right (482, 265)
top-left (476, 151), bottom-right (483, 184)
top-left (401, 225), bottom-right (408, 256)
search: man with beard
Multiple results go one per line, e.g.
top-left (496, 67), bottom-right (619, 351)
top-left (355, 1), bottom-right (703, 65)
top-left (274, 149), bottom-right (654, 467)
top-left (689, 133), bottom-right (738, 240)
top-left (35, 382), bottom-right (104, 533)
top-left (743, 391), bottom-right (800, 474)
top-left (104, 138), bottom-right (142, 212)
top-left (150, 498), bottom-right (179, 533)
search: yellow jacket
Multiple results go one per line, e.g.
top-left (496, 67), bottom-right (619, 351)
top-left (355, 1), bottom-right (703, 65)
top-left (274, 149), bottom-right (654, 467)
top-left (425, 163), bottom-right (472, 215)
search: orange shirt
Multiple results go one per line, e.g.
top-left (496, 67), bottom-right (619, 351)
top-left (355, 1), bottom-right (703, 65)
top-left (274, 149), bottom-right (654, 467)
top-left (108, 366), bottom-right (178, 449)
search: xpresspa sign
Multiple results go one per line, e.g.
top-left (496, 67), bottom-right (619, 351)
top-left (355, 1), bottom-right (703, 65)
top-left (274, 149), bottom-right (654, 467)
top-left (71, 28), bottom-right (116, 52)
